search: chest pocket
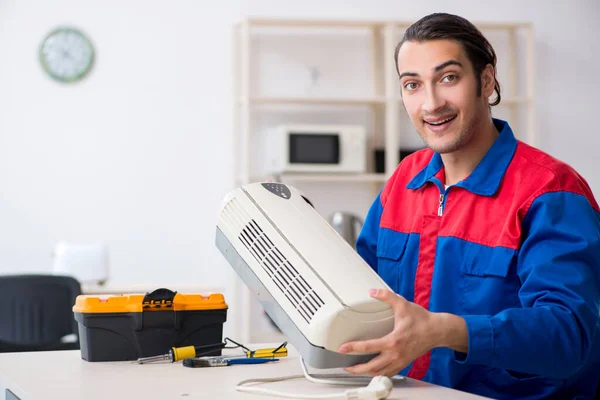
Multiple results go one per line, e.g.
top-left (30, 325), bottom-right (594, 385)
top-left (376, 229), bottom-right (409, 293)
top-left (459, 247), bottom-right (522, 315)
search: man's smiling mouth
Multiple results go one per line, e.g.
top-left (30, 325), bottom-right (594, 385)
top-left (424, 115), bottom-right (457, 126)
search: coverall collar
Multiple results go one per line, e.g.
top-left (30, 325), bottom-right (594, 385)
top-left (406, 118), bottom-right (517, 196)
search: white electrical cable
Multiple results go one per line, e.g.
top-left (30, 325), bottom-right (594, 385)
top-left (299, 357), bottom-right (381, 386)
top-left (235, 357), bottom-right (394, 399)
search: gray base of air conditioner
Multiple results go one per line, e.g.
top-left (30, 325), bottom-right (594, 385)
top-left (215, 227), bottom-right (377, 369)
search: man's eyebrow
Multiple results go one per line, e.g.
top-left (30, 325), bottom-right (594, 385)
top-left (434, 59), bottom-right (463, 72)
top-left (398, 60), bottom-right (464, 80)
top-left (398, 71), bottom-right (418, 80)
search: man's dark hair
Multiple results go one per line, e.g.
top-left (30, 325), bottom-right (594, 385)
top-left (394, 13), bottom-right (501, 106)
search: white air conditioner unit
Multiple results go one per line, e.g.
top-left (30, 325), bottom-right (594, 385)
top-left (215, 182), bottom-right (394, 369)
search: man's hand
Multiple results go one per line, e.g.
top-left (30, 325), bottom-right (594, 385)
top-left (338, 288), bottom-right (468, 377)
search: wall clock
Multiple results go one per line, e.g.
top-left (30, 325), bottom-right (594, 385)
top-left (39, 27), bottom-right (95, 83)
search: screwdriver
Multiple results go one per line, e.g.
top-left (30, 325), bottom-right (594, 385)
top-left (137, 342), bottom-right (226, 364)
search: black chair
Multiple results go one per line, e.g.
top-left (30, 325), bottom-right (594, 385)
top-left (0, 274), bottom-right (81, 352)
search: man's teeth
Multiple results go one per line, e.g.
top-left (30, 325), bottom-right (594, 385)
top-left (428, 116), bottom-right (455, 125)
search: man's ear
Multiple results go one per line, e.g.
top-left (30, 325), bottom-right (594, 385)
top-left (481, 64), bottom-right (496, 98)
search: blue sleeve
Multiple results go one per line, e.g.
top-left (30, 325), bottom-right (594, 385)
top-left (456, 191), bottom-right (600, 379)
top-left (356, 192), bottom-right (384, 273)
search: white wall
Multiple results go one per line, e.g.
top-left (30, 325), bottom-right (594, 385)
top-left (1, 0), bottom-right (599, 338)
top-left (0, 1), bottom-right (248, 290)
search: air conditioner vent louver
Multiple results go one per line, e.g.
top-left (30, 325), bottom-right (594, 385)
top-left (239, 219), bottom-right (325, 324)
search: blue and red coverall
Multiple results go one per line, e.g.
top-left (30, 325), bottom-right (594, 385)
top-left (356, 118), bottom-right (600, 399)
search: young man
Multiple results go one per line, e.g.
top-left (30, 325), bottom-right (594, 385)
top-left (338, 13), bottom-right (600, 400)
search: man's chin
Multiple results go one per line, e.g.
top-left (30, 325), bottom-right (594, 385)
top-left (424, 140), bottom-right (462, 154)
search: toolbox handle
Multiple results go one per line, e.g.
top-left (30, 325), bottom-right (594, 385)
top-left (142, 288), bottom-right (178, 309)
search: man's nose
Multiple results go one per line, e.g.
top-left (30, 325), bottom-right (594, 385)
top-left (421, 87), bottom-right (446, 114)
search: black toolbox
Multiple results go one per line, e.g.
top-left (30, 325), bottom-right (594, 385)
top-left (73, 288), bottom-right (228, 362)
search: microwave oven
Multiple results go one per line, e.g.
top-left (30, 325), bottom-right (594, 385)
top-left (264, 124), bottom-right (367, 174)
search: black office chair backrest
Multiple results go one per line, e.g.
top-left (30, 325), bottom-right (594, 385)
top-left (0, 274), bottom-right (81, 347)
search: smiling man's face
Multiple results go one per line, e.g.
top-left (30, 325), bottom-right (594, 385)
top-left (397, 39), bottom-right (494, 154)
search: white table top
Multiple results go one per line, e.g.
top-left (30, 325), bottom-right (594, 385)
top-left (0, 344), bottom-right (489, 400)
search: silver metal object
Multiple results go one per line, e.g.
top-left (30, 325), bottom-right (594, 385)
top-left (200, 357), bottom-right (229, 367)
top-left (328, 211), bottom-right (364, 248)
top-left (137, 353), bottom-right (171, 364)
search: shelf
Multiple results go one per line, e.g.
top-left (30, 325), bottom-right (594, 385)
top-left (248, 95), bottom-right (534, 107)
top-left (241, 18), bottom-right (532, 31)
top-left (394, 21), bottom-right (532, 30)
top-left (239, 96), bottom-right (386, 106)
top-left (244, 18), bottom-right (388, 29)
top-left (245, 96), bottom-right (533, 107)
top-left (392, 96), bottom-right (531, 105)
top-left (277, 173), bottom-right (388, 183)
top-left (233, 15), bottom-right (535, 346)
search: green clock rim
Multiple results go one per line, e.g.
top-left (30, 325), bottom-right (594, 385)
top-left (39, 26), bottom-right (95, 83)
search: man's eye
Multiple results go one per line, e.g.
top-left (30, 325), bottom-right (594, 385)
top-left (442, 75), bottom-right (457, 83)
top-left (404, 82), bottom-right (418, 90)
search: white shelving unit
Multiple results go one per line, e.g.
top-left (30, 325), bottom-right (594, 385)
top-left (230, 17), bottom-right (535, 344)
